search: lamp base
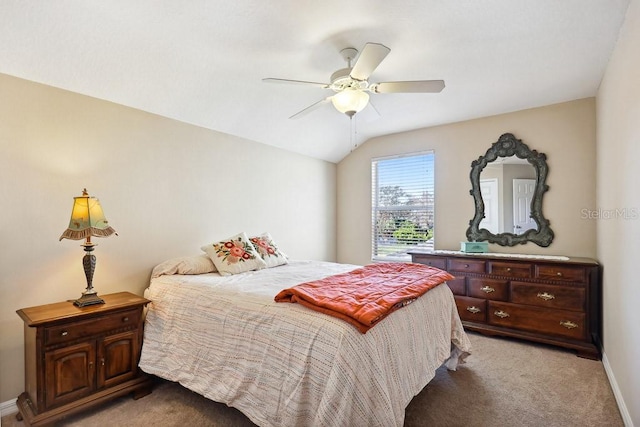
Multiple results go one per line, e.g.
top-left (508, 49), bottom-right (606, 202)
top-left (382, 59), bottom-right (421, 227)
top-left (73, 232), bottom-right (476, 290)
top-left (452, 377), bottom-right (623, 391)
top-left (74, 291), bottom-right (105, 307)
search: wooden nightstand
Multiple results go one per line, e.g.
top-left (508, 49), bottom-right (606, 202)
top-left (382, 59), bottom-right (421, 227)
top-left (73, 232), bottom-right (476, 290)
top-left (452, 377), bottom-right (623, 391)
top-left (15, 292), bottom-right (153, 426)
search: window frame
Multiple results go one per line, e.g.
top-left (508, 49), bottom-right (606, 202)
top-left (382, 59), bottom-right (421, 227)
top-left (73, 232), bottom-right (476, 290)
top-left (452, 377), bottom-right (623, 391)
top-left (371, 150), bottom-right (436, 262)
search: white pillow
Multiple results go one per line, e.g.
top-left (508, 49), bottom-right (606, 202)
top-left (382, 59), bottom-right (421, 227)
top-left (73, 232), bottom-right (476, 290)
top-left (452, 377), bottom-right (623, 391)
top-left (201, 232), bottom-right (267, 276)
top-left (151, 255), bottom-right (217, 279)
top-left (249, 232), bottom-right (288, 268)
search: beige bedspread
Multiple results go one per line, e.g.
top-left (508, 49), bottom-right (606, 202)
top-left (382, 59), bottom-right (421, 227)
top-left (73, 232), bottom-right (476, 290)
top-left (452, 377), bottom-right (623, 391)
top-left (139, 260), bottom-right (471, 427)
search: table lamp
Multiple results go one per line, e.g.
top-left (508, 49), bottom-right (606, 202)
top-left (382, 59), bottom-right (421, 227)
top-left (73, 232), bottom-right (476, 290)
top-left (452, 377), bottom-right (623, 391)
top-left (59, 188), bottom-right (117, 307)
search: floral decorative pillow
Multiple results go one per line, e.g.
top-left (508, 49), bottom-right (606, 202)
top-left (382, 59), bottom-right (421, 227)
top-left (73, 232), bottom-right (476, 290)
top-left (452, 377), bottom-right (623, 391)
top-left (201, 232), bottom-right (267, 276)
top-left (151, 254), bottom-right (217, 279)
top-left (249, 232), bottom-right (288, 268)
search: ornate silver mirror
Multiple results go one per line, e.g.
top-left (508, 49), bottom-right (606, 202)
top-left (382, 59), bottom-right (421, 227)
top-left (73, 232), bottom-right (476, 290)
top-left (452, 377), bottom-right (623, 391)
top-left (466, 133), bottom-right (554, 246)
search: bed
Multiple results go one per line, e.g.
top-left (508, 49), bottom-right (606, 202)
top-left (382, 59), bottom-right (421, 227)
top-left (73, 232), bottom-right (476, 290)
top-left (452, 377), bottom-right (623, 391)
top-left (139, 259), bottom-right (471, 427)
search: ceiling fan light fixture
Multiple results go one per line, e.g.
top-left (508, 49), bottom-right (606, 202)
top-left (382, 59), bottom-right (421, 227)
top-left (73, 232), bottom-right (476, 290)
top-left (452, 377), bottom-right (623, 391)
top-left (263, 42), bottom-right (444, 120)
top-left (331, 89), bottom-right (369, 117)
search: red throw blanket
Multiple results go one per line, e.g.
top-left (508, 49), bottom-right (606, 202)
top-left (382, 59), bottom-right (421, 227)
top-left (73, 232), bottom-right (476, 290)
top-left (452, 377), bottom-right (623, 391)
top-left (274, 262), bottom-right (454, 333)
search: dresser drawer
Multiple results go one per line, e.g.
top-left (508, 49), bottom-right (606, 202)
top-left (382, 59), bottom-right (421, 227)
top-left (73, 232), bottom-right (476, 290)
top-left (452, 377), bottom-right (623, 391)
top-left (488, 301), bottom-right (586, 340)
top-left (446, 276), bottom-right (466, 295)
top-left (455, 296), bottom-right (487, 323)
top-left (535, 264), bottom-right (586, 283)
top-left (488, 261), bottom-right (532, 279)
top-left (412, 255), bottom-right (447, 270)
top-left (448, 258), bottom-right (486, 274)
top-left (45, 309), bottom-right (140, 346)
top-left (511, 282), bottom-right (585, 312)
top-left (468, 278), bottom-right (509, 301)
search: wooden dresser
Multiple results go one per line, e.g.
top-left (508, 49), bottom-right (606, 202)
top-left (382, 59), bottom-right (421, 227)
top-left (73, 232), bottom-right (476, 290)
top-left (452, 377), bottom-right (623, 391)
top-left (410, 252), bottom-right (601, 359)
top-left (16, 292), bottom-right (153, 426)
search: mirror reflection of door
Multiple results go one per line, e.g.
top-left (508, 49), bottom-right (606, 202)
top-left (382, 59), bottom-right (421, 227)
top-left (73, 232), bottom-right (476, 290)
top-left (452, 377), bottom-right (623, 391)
top-left (480, 157), bottom-right (537, 235)
top-left (480, 179), bottom-right (500, 234)
top-left (513, 179), bottom-right (537, 234)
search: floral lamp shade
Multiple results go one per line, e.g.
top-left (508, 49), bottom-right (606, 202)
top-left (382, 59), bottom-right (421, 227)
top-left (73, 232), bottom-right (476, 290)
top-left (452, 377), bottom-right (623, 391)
top-left (59, 189), bottom-right (116, 241)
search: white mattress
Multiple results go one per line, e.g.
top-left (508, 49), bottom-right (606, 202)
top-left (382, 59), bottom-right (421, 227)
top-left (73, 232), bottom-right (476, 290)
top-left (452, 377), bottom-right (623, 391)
top-left (139, 260), bottom-right (471, 427)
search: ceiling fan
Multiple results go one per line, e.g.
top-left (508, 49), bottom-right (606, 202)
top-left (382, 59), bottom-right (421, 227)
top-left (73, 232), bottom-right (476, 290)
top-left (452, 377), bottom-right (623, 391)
top-left (263, 42), bottom-right (445, 119)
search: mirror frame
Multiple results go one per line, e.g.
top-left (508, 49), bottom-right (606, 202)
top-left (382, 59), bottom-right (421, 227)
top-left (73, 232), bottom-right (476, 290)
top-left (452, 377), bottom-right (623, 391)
top-left (466, 133), bottom-right (554, 247)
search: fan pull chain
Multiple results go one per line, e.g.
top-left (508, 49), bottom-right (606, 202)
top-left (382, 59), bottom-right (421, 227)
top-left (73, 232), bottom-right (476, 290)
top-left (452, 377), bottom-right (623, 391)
top-left (349, 115), bottom-right (359, 152)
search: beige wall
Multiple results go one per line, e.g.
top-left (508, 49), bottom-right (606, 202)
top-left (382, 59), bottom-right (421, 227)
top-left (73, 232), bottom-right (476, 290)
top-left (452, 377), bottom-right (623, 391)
top-left (337, 98), bottom-right (597, 265)
top-left (596, 0), bottom-right (640, 424)
top-left (0, 73), bottom-right (337, 402)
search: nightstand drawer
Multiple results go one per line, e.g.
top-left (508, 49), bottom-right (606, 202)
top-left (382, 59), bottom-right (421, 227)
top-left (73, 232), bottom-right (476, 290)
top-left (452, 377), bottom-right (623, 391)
top-left (45, 309), bottom-right (140, 346)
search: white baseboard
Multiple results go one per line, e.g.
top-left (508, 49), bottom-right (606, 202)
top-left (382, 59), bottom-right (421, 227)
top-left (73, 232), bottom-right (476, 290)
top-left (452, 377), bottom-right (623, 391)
top-left (602, 350), bottom-right (634, 427)
top-left (0, 398), bottom-right (18, 419)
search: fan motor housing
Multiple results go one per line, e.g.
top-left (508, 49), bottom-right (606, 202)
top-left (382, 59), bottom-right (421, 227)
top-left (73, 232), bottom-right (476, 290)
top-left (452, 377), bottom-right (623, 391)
top-left (330, 67), bottom-right (367, 92)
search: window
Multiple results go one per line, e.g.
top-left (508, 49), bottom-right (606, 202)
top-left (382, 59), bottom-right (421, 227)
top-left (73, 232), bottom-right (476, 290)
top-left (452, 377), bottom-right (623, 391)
top-left (371, 151), bottom-right (435, 261)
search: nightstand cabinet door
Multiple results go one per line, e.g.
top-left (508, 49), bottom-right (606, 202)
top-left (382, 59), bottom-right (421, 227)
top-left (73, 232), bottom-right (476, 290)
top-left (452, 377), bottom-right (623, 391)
top-left (44, 341), bottom-right (96, 409)
top-left (99, 330), bottom-right (139, 389)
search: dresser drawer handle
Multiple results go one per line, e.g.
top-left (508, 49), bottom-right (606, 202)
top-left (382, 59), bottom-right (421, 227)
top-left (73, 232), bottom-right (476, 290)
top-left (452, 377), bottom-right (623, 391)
top-left (480, 286), bottom-right (495, 294)
top-left (506, 267), bottom-right (512, 272)
top-left (123, 317), bottom-right (129, 322)
top-left (537, 292), bottom-right (555, 301)
top-left (560, 320), bottom-right (578, 330)
top-left (556, 272), bottom-right (563, 277)
top-left (60, 331), bottom-right (68, 337)
top-left (466, 306), bottom-right (481, 314)
top-left (494, 310), bottom-right (510, 318)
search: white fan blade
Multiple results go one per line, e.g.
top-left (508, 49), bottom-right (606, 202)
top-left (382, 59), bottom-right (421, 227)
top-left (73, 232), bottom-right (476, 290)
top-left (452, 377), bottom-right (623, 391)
top-left (350, 43), bottom-right (390, 81)
top-left (289, 97), bottom-right (332, 119)
top-left (263, 78), bottom-right (329, 88)
top-left (372, 80), bottom-right (445, 93)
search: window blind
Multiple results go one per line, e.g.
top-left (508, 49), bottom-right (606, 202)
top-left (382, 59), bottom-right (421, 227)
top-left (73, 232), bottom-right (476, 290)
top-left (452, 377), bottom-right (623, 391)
top-left (371, 151), bottom-right (435, 261)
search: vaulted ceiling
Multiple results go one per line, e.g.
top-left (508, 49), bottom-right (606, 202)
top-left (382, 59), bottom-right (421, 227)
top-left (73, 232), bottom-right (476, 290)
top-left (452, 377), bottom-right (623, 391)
top-left (0, 1), bottom-right (630, 162)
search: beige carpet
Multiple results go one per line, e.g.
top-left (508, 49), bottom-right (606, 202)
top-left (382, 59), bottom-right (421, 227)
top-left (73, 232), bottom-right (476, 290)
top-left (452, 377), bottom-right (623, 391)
top-left (3, 332), bottom-right (623, 427)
